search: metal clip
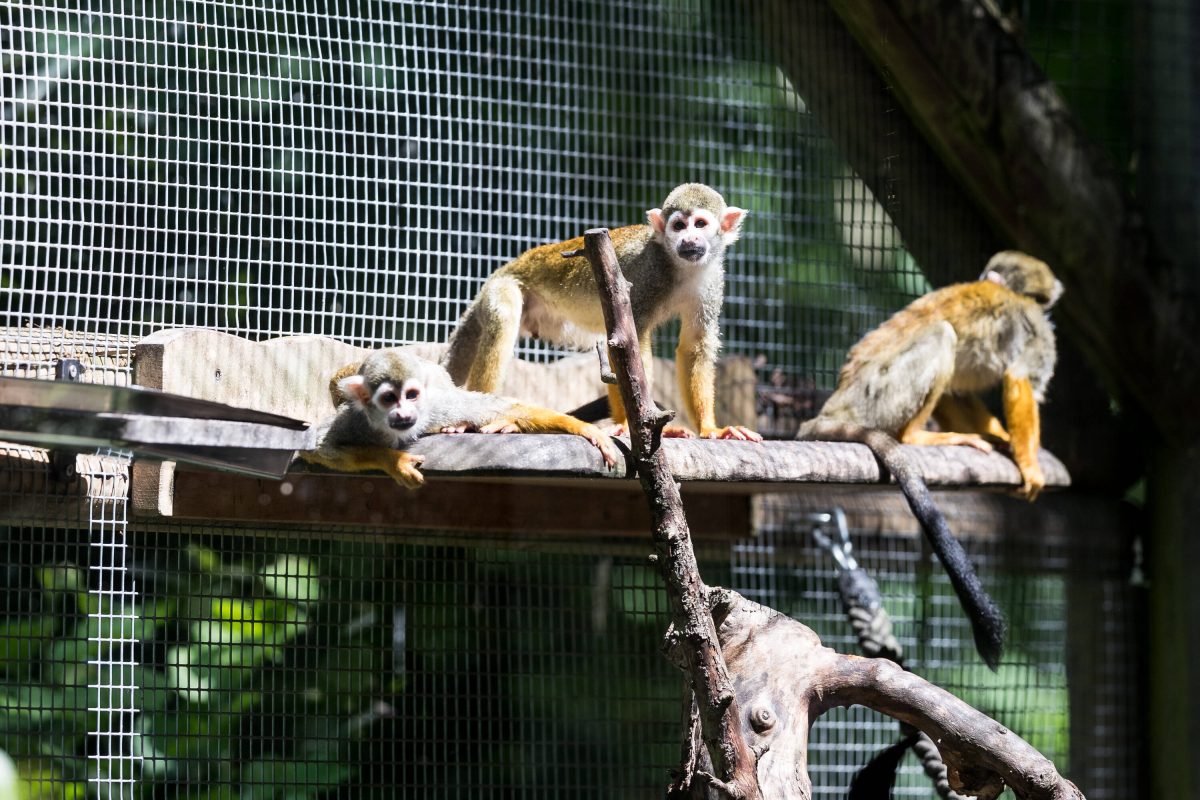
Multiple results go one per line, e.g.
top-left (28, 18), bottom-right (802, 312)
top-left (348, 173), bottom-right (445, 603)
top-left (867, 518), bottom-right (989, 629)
top-left (48, 358), bottom-right (85, 482)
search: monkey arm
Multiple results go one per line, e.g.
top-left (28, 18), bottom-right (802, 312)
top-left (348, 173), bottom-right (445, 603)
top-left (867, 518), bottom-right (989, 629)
top-left (1002, 372), bottom-right (1044, 500)
top-left (297, 446), bottom-right (425, 489)
top-left (478, 403), bottom-right (620, 468)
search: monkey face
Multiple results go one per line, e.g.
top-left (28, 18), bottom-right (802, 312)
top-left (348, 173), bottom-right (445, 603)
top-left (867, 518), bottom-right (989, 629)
top-left (980, 251), bottom-right (1063, 309)
top-left (373, 380), bottom-right (423, 431)
top-left (666, 209), bottom-right (718, 262)
top-left (647, 189), bottom-right (746, 267)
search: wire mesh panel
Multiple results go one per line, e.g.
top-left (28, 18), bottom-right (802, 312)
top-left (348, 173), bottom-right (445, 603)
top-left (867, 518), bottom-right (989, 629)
top-left (3, 0), bottom-right (936, 435)
top-left (0, 0), bottom-right (1146, 798)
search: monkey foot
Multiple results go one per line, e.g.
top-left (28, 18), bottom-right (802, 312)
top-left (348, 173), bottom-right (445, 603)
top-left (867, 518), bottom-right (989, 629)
top-left (603, 423), bottom-right (695, 439)
top-left (903, 430), bottom-right (994, 452)
top-left (662, 425), bottom-right (697, 439)
top-left (701, 425), bottom-right (763, 442)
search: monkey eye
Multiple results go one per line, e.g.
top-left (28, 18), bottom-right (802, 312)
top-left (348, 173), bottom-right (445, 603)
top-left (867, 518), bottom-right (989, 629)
top-left (379, 390), bottom-right (398, 406)
top-left (404, 387), bottom-right (420, 400)
top-left (672, 219), bottom-right (687, 232)
top-left (694, 218), bottom-right (707, 228)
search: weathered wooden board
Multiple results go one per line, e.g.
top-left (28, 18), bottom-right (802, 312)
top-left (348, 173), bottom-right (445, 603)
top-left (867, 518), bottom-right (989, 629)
top-left (158, 468), bottom-right (751, 539)
top-left (130, 327), bottom-right (757, 426)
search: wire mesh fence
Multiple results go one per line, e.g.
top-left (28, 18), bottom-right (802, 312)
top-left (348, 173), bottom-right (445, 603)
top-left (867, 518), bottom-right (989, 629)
top-left (1, 0), bottom-right (1144, 798)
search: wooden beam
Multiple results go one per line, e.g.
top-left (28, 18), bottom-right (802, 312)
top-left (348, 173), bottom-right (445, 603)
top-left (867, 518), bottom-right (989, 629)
top-left (146, 468), bottom-right (751, 540)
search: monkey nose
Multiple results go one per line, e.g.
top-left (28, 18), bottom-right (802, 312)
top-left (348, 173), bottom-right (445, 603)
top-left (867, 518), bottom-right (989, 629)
top-left (389, 414), bottom-right (417, 431)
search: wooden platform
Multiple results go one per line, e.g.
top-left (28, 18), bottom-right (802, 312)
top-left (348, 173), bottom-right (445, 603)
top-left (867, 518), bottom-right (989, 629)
top-left (0, 327), bottom-right (1070, 537)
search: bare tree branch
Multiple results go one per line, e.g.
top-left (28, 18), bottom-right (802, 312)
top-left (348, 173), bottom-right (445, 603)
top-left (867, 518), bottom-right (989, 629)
top-left (578, 228), bottom-right (762, 799)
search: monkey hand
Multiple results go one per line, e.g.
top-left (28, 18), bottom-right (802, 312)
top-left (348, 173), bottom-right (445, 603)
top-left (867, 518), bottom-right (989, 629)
top-left (701, 425), bottom-right (763, 442)
top-left (441, 423), bottom-right (480, 434)
top-left (1017, 462), bottom-right (1045, 502)
top-left (385, 451), bottom-right (426, 489)
top-left (478, 418), bottom-right (522, 434)
top-left (578, 424), bottom-right (620, 468)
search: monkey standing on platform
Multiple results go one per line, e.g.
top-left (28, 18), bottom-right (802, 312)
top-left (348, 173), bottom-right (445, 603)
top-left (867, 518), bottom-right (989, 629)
top-left (798, 251), bottom-right (1062, 668)
top-left (441, 183), bottom-right (761, 441)
top-left (300, 349), bottom-right (620, 488)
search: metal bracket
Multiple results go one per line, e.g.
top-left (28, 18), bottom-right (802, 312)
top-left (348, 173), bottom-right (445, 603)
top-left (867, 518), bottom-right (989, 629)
top-left (48, 359), bottom-right (84, 482)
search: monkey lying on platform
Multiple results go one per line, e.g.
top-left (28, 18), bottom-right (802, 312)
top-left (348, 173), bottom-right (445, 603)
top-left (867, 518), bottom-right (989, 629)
top-left (441, 183), bottom-right (761, 442)
top-left (798, 251), bottom-right (1062, 668)
top-left (300, 349), bottom-right (620, 488)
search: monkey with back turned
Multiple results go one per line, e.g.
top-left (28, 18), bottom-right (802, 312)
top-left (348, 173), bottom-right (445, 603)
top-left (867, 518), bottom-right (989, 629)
top-left (441, 183), bottom-right (761, 442)
top-left (798, 251), bottom-right (1062, 668)
top-left (300, 349), bottom-right (620, 488)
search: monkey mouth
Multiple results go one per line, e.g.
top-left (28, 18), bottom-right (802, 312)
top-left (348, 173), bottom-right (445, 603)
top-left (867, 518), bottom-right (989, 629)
top-left (676, 244), bottom-right (706, 262)
top-left (389, 418), bottom-right (417, 431)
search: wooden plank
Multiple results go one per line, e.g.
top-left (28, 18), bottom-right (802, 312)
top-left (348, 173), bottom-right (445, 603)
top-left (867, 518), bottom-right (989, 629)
top-left (163, 467), bottom-right (750, 540)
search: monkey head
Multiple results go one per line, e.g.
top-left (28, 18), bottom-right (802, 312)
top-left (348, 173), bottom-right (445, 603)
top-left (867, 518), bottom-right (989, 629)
top-left (647, 183), bottom-right (746, 267)
top-left (338, 350), bottom-right (445, 444)
top-left (981, 251), bottom-right (1064, 309)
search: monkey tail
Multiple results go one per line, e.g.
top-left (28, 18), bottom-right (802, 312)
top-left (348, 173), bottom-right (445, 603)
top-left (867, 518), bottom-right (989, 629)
top-left (799, 420), bottom-right (1007, 670)
top-left (567, 394), bottom-right (611, 422)
top-left (441, 304), bottom-right (481, 386)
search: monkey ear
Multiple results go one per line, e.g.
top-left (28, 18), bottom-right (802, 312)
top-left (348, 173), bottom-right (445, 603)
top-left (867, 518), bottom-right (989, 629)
top-left (720, 207), bottom-right (746, 242)
top-left (983, 269), bottom-right (1007, 287)
top-left (647, 208), bottom-right (666, 235)
top-left (338, 375), bottom-right (372, 406)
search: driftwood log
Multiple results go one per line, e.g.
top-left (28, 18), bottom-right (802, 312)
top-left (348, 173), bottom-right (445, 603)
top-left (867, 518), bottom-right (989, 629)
top-left (700, 589), bottom-right (1084, 800)
top-left (578, 228), bottom-right (1083, 799)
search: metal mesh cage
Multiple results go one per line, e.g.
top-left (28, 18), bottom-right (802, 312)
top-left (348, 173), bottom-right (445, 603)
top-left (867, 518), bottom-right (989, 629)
top-left (1, 1), bottom-right (1142, 798)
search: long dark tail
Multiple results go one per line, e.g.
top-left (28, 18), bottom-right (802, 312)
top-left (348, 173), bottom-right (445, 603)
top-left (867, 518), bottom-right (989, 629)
top-left (440, 304), bottom-right (481, 386)
top-left (800, 420), bottom-right (1007, 669)
top-left (568, 394), bottom-right (611, 422)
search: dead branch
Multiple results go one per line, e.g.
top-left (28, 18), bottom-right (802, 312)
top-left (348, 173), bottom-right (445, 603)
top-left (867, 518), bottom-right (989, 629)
top-left (708, 588), bottom-right (1085, 800)
top-left (578, 228), bottom-right (762, 799)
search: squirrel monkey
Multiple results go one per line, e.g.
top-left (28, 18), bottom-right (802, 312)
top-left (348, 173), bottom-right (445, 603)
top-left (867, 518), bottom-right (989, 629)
top-left (441, 183), bottom-right (762, 442)
top-left (300, 349), bottom-right (620, 488)
top-left (798, 251), bottom-right (1062, 669)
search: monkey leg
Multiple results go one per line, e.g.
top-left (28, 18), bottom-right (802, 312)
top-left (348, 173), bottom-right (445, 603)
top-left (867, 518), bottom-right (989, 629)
top-left (900, 428), bottom-right (994, 452)
top-left (1002, 372), bottom-right (1044, 500)
top-left (895, 369), bottom-right (991, 450)
top-left (297, 446), bottom-right (425, 489)
top-left (933, 395), bottom-right (1011, 444)
top-left (479, 403), bottom-right (619, 467)
top-left (676, 324), bottom-right (761, 442)
top-left (606, 340), bottom-right (695, 439)
top-left (464, 275), bottom-right (523, 393)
